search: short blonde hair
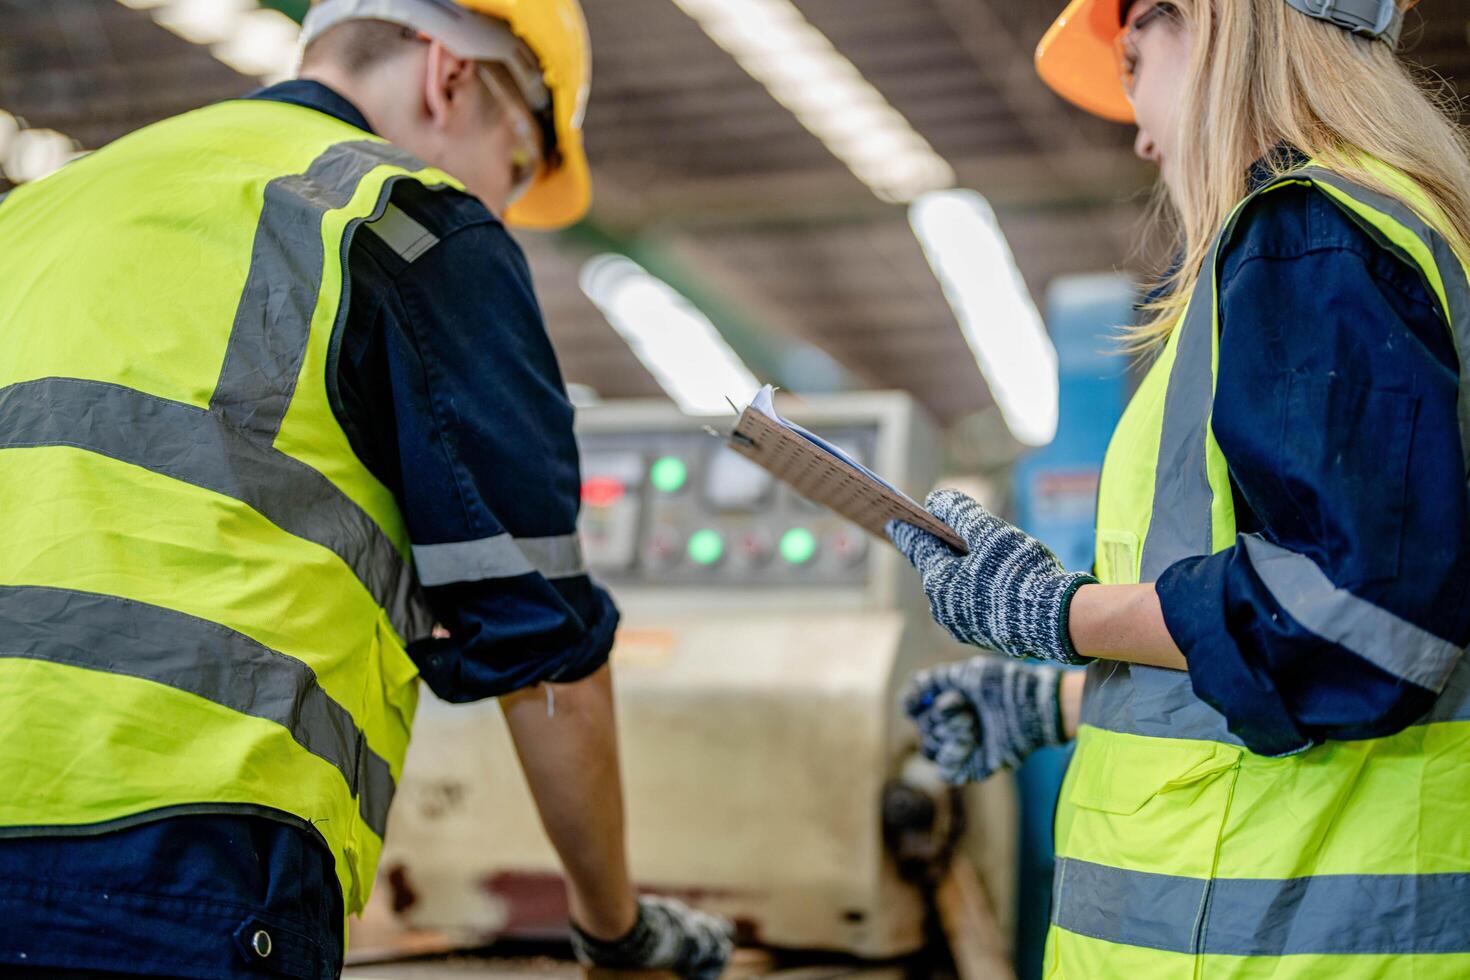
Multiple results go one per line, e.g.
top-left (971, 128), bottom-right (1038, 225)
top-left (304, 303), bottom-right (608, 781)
top-left (298, 15), bottom-right (417, 75)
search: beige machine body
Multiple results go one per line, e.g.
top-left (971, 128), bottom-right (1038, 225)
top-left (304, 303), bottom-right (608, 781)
top-left (370, 392), bottom-right (1016, 958)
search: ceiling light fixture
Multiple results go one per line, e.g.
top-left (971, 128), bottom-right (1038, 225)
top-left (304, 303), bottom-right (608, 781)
top-left (668, 0), bottom-right (954, 203)
top-left (669, 0), bottom-right (1058, 444)
top-left (910, 189), bottom-right (1059, 446)
top-left (0, 110), bottom-right (84, 185)
top-left (580, 254), bottom-right (761, 416)
top-left (117, 0), bottom-right (299, 83)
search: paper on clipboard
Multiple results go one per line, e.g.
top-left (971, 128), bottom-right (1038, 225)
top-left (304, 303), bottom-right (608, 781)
top-left (726, 386), bottom-right (969, 554)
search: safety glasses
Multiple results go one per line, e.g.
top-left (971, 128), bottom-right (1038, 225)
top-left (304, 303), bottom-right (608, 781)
top-left (477, 63), bottom-right (544, 206)
top-left (1115, 1), bottom-right (1180, 98)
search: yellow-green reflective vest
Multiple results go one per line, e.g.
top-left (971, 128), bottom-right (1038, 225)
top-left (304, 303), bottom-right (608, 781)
top-left (0, 98), bottom-right (464, 914)
top-left (1045, 161), bottom-right (1470, 978)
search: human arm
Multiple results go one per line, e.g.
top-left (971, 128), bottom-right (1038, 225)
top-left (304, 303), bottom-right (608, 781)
top-left (502, 667), bottom-right (732, 975)
top-left (1069, 583), bottom-right (1184, 669)
top-left (345, 201), bottom-right (729, 973)
top-left (499, 664), bottom-right (636, 938)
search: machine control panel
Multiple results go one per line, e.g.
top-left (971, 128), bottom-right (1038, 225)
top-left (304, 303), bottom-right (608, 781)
top-left (578, 427), bottom-right (877, 588)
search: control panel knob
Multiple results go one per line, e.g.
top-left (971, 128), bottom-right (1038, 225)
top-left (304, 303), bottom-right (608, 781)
top-left (734, 529), bottom-right (775, 569)
top-left (829, 527), bottom-right (869, 567)
top-left (645, 525), bottom-right (685, 569)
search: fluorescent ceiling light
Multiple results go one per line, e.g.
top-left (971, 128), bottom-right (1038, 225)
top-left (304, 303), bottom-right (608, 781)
top-left (152, 0), bottom-right (253, 45)
top-left (212, 7), bottom-right (302, 79)
top-left (119, 0), bottom-right (299, 83)
top-left (910, 190), bottom-right (1059, 447)
top-left (0, 113), bottom-right (83, 184)
top-left (580, 254), bottom-right (761, 416)
top-left (668, 0), bottom-right (953, 203)
top-left (670, 0), bottom-right (1059, 441)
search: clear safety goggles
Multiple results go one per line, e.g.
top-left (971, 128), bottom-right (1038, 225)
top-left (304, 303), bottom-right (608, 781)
top-left (1114, 1), bottom-right (1179, 98)
top-left (477, 63), bottom-right (545, 206)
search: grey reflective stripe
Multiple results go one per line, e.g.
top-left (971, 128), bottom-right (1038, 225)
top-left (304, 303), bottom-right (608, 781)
top-left (1079, 660), bottom-right (1242, 745)
top-left (367, 203), bottom-right (439, 262)
top-left (0, 376), bottom-right (434, 644)
top-left (1427, 656), bottom-right (1470, 723)
top-left (412, 532), bottom-right (586, 586)
top-left (1083, 642), bottom-right (1470, 738)
top-left (211, 139), bottom-right (430, 441)
top-left (1298, 167), bottom-right (1470, 479)
top-left (1053, 857), bottom-right (1470, 955)
top-left (1138, 237), bottom-right (1222, 582)
top-left (518, 534), bottom-right (587, 579)
top-left (1242, 534), bottom-right (1465, 691)
top-left (0, 584), bottom-right (395, 838)
top-left (1097, 198), bottom-right (1252, 744)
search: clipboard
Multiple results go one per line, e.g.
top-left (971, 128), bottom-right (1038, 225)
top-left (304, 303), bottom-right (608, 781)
top-left (725, 386), bottom-right (969, 555)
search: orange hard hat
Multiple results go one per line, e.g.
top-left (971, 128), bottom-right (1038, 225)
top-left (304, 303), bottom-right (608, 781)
top-left (1035, 0), bottom-right (1134, 124)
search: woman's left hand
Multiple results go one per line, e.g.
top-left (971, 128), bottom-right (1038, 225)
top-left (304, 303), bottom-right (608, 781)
top-left (886, 489), bottom-right (1096, 665)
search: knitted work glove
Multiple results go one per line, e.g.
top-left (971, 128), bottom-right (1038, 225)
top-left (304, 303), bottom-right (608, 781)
top-left (905, 657), bottom-right (1068, 784)
top-left (571, 896), bottom-right (733, 980)
top-left (887, 489), bottom-right (1096, 665)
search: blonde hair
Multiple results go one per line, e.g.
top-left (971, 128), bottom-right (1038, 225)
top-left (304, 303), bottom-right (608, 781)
top-left (1131, 0), bottom-right (1470, 349)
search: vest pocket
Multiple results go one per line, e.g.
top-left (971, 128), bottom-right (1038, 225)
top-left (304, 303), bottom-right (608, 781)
top-left (1061, 729), bottom-right (1241, 879)
top-left (373, 610), bottom-right (421, 735)
top-left (1094, 529), bottom-right (1141, 585)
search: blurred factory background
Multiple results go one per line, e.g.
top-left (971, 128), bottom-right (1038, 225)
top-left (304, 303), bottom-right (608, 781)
top-left (4, 2), bottom-right (1470, 978)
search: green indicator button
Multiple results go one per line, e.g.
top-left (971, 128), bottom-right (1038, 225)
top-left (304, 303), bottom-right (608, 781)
top-left (780, 528), bottom-right (818, 565)
top-left (650, 456), bottom-right (688, 494)
top-left (687, 529), bottom-right (725, 566)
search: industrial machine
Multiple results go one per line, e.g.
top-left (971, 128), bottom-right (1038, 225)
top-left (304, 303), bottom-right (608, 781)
top-left (362, 391), bottom-right (1016, 963)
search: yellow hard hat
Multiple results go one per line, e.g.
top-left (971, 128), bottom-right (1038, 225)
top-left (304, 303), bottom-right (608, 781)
top-left (1035, 0), bottom-right (1134, 124)
top-left (458, 0), bottom-right (592, 229)
top-left (302, 0), bottom-right (593, 228)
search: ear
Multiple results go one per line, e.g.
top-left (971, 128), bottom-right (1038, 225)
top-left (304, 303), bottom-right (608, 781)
top-left (421, 38), bottom-right (477, 129)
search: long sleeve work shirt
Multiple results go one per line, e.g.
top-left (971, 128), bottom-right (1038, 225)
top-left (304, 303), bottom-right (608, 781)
top-left (1156, 172), bottom-right (1470, 757)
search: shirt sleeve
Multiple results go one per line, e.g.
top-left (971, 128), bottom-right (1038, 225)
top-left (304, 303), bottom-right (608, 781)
top-left (373, 217), bottom-right (618, 702)
top-left (1155, 184), bottom-right (1470, 756)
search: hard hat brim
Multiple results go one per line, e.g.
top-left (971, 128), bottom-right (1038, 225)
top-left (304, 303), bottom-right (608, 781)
top-left (505, 124), bottom-right (591, 229)
top-left (1035, 0), bottom-right (1136, 124)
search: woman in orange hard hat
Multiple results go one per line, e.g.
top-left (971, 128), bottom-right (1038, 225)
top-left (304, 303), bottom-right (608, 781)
top-left (890, 0), bottom-right (1470, 976)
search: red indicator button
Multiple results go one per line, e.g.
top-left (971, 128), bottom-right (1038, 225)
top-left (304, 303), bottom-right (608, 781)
top-left (581, 476), bottom-right (626, 509)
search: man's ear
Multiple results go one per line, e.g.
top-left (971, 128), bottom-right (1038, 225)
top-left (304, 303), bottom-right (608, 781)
top-left (422, 38), bottom-right (476, 128)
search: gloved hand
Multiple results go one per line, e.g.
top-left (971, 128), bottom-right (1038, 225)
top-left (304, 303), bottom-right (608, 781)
top-left (571, 895), bottom-right (733, 979)
top-left (906, 657), bottom-right (1067, 784)
top-left (887, 489), bottom-right (1096, 665)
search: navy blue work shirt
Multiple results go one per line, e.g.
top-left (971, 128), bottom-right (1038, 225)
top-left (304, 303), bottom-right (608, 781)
top-left (1155, 165), bottom-right (1470, 756)
top-left (0, 80), bottom-right (617, 978)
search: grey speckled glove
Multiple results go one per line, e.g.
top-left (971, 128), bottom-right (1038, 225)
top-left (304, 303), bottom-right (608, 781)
top-left (905, 657), bottom-right (1067, 784)
top-left (887, 489), bottom-right (1096, 665)
top-left (571, 896), bottom-right (733, 980)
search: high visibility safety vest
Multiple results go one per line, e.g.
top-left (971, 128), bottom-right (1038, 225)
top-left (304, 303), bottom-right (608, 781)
top-left (1046, 161), bottom-right (1470, 977)
top-left (0, 98), bottom-right (463, 915)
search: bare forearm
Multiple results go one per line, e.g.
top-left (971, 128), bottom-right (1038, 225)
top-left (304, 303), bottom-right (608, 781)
top-left (1059, 668), bottom-right (1085, 739)
top-left (500, 663), bottom-right (638, 940)
top-left (1068, 583), bottom-right (1186, 670)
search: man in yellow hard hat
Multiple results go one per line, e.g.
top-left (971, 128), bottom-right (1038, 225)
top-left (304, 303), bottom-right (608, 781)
top-left (0, 0), bottom-right (730, 977)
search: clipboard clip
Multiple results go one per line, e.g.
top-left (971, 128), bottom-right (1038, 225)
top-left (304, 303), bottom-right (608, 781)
top-left (703, 421), bottom-right (757, 449)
